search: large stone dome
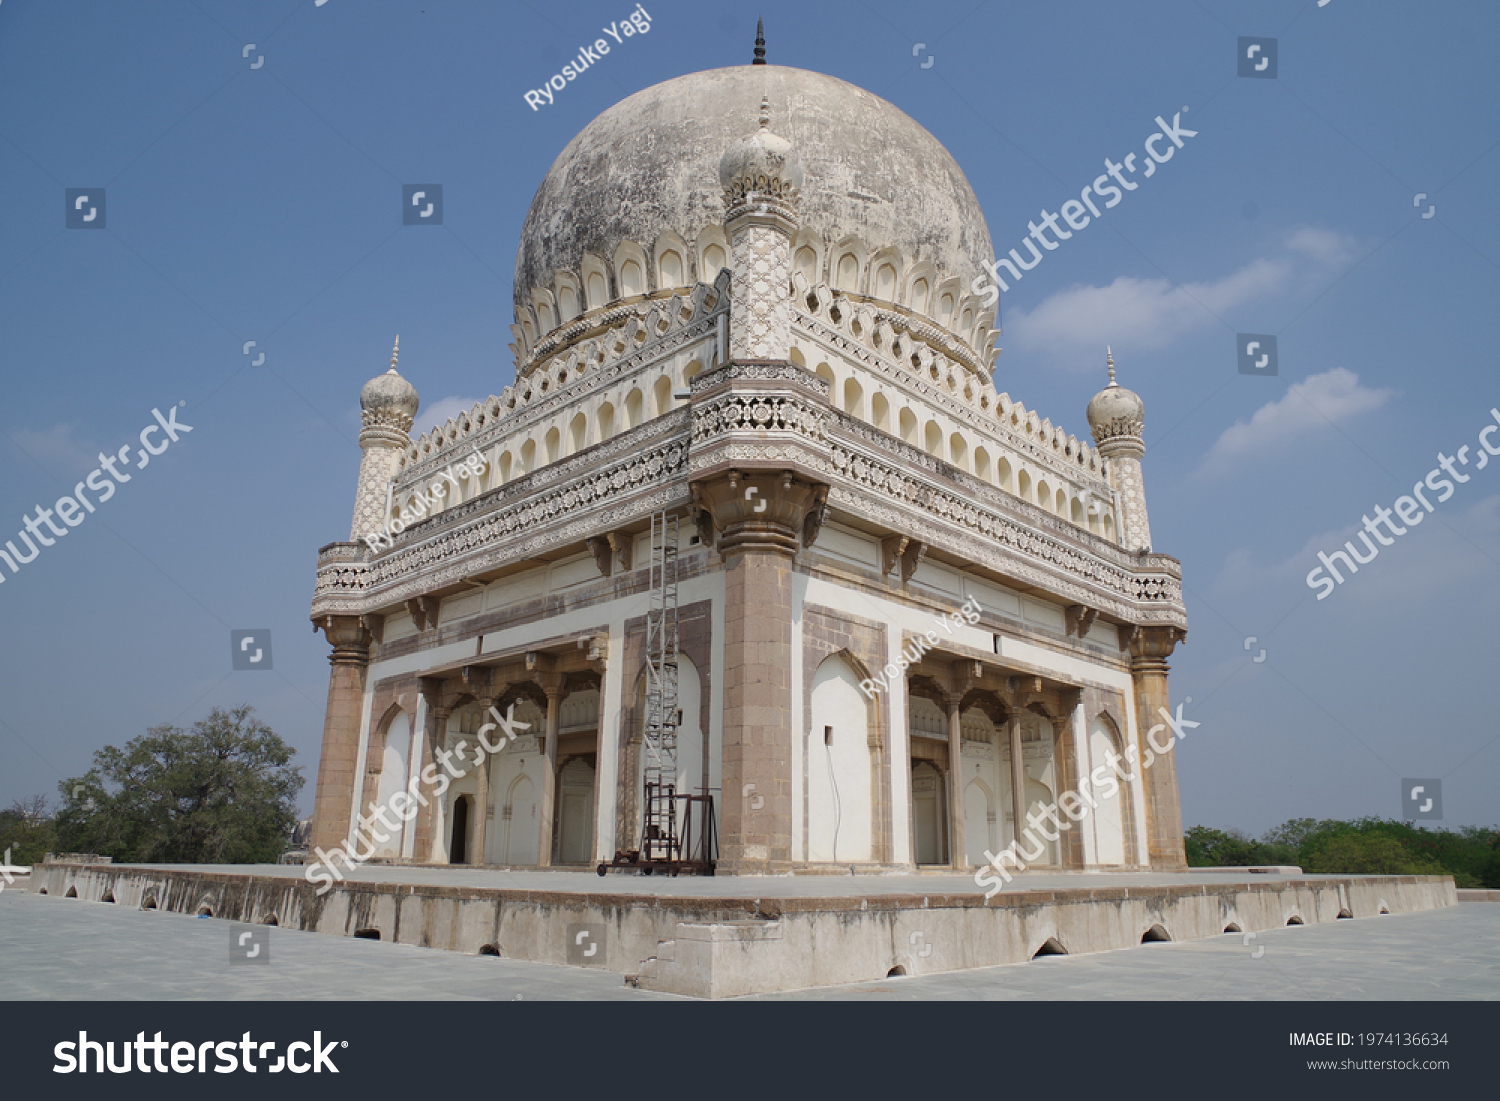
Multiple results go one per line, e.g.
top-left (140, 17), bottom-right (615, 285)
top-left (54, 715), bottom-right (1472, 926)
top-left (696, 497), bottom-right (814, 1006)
top-left (514, 64), bottom-right (995, 332)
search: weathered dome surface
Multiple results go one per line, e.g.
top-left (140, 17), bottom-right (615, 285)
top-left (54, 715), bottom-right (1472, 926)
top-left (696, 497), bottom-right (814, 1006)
top-left (515, 64), bottom-right (994, 315)
top-left (360, 368), bottom-right (420, 428)
top-left (1087, 383), bottom-right (1144, 439)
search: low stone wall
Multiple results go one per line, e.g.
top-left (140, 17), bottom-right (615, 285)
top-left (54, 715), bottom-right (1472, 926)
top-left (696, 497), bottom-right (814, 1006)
top-left (27, 864), bottom-right (1456, 998)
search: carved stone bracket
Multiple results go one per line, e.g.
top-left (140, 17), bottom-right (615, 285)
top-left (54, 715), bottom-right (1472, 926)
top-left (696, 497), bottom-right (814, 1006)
top-left (880, 535), bottom-right (909, 578)
top-left (406, 595), bottom-right (440, 632)
top-left (900, 539), bottom-right (927, 582)
top-left (803, 484), bottom-right (829, 548)
top-left (585, 536), bottom-right (613, 578)
top-left (359, 613), bottom-right (384, 644)
top-left (1065, 605), bottom-right (1098, 638)
top-left (607, 531), bottom-right (632, 572)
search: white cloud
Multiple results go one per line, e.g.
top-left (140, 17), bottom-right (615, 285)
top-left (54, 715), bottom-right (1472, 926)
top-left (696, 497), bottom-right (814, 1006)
top-left (7, 423), bottom-right (98, 475)
top-left (412, 396), bottom-right (482, 439)
top-left (1005, 227), bottom-right (1363, 363)
top-left (1215, 496), bottom-right (1500, 609)
top-left (1199, 368), bottom-right (1394, 477)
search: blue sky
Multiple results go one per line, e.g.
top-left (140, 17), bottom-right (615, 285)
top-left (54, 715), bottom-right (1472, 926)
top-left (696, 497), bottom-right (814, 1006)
top-left (2, 0), bottom-right (1497, 836)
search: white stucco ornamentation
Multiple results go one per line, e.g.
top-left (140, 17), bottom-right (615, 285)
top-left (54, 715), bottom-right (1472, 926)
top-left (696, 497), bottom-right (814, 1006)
top-left (729, 223), bottom-right (793, 360)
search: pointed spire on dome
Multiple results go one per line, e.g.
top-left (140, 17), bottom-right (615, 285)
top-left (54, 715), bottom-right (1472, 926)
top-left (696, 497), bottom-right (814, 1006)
top-left (1087, 345), bottom-right (1144, 449)
top-left (753, 17), bottom-right (766, 64)
top-left (361, 335), bottom-right (419, 434)
top-left (718, 90), bottom-right (803, 205)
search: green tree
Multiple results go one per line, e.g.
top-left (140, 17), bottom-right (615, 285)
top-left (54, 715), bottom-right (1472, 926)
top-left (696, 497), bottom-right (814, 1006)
top-left (0, 795), bottom-right (57, 868)
top-left (1302, 833), bottom-right (1448, 877)
top-left (55, 705), bottom-right (303, 864)
top-left (1183, 825), bottom-right (1288, 867)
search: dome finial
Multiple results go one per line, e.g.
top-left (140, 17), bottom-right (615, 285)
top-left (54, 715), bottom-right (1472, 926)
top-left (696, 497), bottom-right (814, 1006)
top-left (1106, 345), bottom-right (1116, 387)
top-left (389, 334), bottom-right (400, 374)
top-left (753, 16), bottom-right (766, 64)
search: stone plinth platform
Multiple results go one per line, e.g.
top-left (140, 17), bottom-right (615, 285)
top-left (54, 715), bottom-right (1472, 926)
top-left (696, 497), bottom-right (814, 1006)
top-left (27, 864), bottom-right (1456, 998)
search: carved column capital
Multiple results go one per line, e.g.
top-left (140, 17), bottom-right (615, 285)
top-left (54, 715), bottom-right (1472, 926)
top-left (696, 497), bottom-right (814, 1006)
top-left (1128, 625), bottom-right (1186, 673)
top-left (315, 614), bottom-right (371, 666)
top-left (690, 469), bottom-right (829, 556)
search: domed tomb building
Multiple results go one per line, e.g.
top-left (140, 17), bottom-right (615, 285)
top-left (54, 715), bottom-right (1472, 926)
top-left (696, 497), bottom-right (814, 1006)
top-left (308, 59), bottom-right (1190, 877)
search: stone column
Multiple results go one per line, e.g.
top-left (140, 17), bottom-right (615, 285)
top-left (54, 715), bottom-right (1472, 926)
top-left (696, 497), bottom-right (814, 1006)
top-left (468, 702), bottom-right (495, 866)
top-left (1129, 626), bottom-right (1188, 870)
top-left (698, 471), bottom-right (823, 874)
top-left (1008, 714), bottom-right (1026, 852)
top-left (309, 615), bottom-right (372, 853)
top-left (413, 687), bottom-right (451, 863)
top-left (945, 696), bottom-right (966, 869)
top-left (1052, 716), bottom-right (1083, 868)
top-left (538, 681), bottom-right (564, 867)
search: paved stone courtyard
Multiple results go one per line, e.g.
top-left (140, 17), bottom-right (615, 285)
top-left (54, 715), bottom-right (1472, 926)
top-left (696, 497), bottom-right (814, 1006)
top-left (2, 888), bottom-right (1495, 1000)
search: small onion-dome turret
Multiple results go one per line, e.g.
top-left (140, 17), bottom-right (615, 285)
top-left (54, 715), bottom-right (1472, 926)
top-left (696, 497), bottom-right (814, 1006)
top-left (360, 336), bottom-right (419, 433)
top-left (1087, 347), bottom-right (1144, 448)
top-left (718, 96), bottom-right (804, 201)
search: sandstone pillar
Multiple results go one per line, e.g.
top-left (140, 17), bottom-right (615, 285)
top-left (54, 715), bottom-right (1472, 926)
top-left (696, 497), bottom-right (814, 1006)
top-left (1052, 715), bottom-right (1084, 868)
top-left (538, 680), bottom-right (564, 867)
top-left (1007, 714), bottom-right (1026, 853)
top-left (469, 707), bottom-right (493, 866)
top-left (1129, 626), bottom-right (1188, 870)
top-left (310, 615), bottom-right (372, 853)
top-left (945, 696), bottom-right (966, 869)
top-left (697, 471), bottom-right (823, 874)
top-left (413, 683), bottom-right (451, 863)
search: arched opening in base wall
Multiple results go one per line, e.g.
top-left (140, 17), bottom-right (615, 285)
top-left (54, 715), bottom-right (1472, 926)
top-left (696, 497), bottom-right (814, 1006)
top-left (479, 944), bottom-right (501, 957)
top-left (37, 888), bottom-right (47, 895)
top-left (1336, 909), bottom-right (1353, 919)
top-left (102, 892), bottom-right (115, 904)
top-left (449, 794), bottom-right (471, 865)
top-left (196, 905), bottom-right (213, 917)
top-left (886, 965), bottom-right (907, 978)
top-left (1286, 916), bottom-right (1304, 926)
top-left (1223, 923), bottom-right (1242, 933)
top-left (65, 886), bottom-right (77, 898)
top-left (1141, 924), bottom-right (1171, 943)
top-left (353, 929), bottom-right (381, 940)
top-left (263, 915), bottom-right (279, 926)
top-left (910, 759), bottom-right (946, 866)
top-left (142, 896), bottom-right (156, 910)
top-left (1031, 937), bottom-right (1068, 958)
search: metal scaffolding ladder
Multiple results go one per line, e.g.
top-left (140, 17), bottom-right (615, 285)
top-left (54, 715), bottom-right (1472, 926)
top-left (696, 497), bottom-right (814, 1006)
top-left (598, 511), bottom-right (716, 876)
top-left (641, 510), bottom-right (681, 863)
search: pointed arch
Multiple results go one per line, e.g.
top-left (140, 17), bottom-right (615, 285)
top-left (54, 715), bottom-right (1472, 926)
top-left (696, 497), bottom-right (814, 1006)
top-left (808, 651), bottom-right (876, 863)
